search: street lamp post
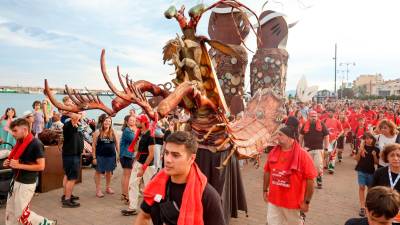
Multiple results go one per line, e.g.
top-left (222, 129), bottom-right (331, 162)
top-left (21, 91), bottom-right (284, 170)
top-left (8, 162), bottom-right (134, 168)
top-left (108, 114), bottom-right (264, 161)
top-left (339, 62), bottom-right (356, 85)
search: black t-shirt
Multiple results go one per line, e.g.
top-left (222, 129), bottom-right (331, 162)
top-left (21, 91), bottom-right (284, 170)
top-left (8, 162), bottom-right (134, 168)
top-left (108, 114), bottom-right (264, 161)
top-left (372, 166), bottom-right (400, 192)
top-left (137, 130), bottom-right (155, 165)
top-left (96, 137), bottom-right (116, 157)
top-left (300, 122), bottom-right (329, 150)
top-left (344, 217), bottom-right (369, 225)
top-left (15, 138), bottom-right (45, 184)
top-left (141, 181), bottom-right (226, 225)
top-left (62, 121), bottom-right (84, 156)
top-left (355, 145), bottom-right (380, 174)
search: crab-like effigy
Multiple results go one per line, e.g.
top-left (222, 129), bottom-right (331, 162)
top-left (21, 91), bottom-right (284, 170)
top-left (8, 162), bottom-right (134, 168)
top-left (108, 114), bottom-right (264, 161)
top-left (44, 0), bottom-right (291, 221)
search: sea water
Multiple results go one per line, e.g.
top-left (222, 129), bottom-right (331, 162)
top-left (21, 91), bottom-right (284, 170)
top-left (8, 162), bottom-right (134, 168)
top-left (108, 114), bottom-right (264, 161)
top-left (0, 93), bottom-right (137, 124)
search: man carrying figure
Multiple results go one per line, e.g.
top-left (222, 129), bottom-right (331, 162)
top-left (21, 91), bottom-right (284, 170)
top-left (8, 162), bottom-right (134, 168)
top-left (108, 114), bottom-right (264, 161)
top-left (264, 125), bottom-right (317, 225)
top-left (4, 118), bottom-right (56, 225)
top-left (299, 110), bottom-right (330, 189)
top-left (134, 131), bottom-right (225, 225)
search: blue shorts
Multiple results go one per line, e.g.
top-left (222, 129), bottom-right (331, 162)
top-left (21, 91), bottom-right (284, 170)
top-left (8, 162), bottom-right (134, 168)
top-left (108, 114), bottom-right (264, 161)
top-left (96, 155), bottom-right (116, 173)
top-left (63, 155), bottom-right (81, 181)
top-left (120, 156), bottom-right (134, 169)
top-left (357, 171), bottom-right (374, 187)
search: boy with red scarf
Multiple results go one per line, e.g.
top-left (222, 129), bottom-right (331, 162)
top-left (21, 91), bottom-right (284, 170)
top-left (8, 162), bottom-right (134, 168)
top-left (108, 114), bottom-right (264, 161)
top-left (264, 126), bottom-right (317, 225)
top-left (134, 131), bottom-right (225, 225)
top-left (3, 119), bottom-right (56, 225)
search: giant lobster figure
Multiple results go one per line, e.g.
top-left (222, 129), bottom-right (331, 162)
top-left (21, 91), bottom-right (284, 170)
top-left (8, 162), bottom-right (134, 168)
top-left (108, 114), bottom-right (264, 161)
top-left (44, 0), bottom-right (285, 221)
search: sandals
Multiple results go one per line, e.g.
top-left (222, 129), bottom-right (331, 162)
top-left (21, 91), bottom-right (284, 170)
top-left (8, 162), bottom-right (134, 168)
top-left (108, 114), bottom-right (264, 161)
top-left (121, 194), bottom-right (129, 205)
top-left (96, 190), bottom-right (104, 198)
top-left (106, 187), bottom-right (115, 195)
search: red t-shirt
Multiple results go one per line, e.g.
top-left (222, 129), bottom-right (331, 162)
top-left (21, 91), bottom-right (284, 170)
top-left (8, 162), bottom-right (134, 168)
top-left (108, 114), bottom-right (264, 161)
top-left (340, 120), bottom-right (351, 133)
top-left (386, 114), bottom-right (400, 126)
top-left (349, 113), bottom-right (363, 131)
top-left (362, 110), bottom-right (376, 126)
top-left (264, 148), bottom-right (317, 209)
top-left (324, 118), bottom-right (343, 142)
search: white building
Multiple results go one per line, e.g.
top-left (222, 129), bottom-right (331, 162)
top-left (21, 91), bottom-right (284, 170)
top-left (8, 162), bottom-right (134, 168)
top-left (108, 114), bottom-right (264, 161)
top-left (376, 79), bottom-right (400, 96)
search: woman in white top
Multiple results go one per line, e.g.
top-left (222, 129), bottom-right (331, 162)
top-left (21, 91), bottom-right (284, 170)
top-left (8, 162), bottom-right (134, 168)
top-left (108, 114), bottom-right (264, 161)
top-left (375, 119), bottom-right (399, 167)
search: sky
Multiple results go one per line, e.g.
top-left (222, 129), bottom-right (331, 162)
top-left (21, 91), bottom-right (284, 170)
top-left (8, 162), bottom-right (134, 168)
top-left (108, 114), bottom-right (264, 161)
top-left (0, 0), bottom-right (399, 92)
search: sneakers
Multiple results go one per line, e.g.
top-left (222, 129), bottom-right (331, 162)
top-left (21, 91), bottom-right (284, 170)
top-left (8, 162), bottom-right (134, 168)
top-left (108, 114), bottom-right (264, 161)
top-left (359, 208), bottom-right (366, 217)
top-left (61, 195), bottom-right (79, 202)
top-left (121, 209), bottom-right (138, 216)
top-left (62, 199), bottom-right (81, 208)
top-left (316, 176), bottom-right (323, 189)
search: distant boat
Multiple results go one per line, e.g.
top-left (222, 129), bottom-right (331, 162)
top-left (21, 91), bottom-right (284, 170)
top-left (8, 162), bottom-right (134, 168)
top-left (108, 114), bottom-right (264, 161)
top-left (0, 88), bottom-right (17, 93)
top-left (28, 90), bottom-right (43, 94)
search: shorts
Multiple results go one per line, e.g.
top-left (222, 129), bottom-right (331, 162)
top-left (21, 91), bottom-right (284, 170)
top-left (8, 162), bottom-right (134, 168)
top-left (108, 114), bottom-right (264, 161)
top-left (63, 155), bottom-right (81, 180)
top-left (357, 171), bottom-right (373, 187)
top-left (337, 135), bottom-right (345, 149)
top-left (120, 156), bottom-right (134, 169)
top-left (96, 155), bottom-right (116, 173)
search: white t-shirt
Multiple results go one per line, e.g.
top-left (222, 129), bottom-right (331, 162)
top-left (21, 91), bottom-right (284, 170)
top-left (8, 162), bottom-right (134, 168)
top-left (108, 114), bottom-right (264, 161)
top-left (375, 134), bottom-right (398, 166)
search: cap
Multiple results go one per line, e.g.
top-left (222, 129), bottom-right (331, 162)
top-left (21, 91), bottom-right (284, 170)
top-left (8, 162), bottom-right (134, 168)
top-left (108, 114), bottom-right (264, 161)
top-left (22, 110), bottom-right (33, 119)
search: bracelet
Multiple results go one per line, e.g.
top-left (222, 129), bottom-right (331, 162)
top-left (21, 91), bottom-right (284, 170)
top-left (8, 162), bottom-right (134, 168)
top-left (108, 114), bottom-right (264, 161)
top-left (142, 164), bottom-right (148, 172)
top-left (263, 189), bottom-right (269, 192)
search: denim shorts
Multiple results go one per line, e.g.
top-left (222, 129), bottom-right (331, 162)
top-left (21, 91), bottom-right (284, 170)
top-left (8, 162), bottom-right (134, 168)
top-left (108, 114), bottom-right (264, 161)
top-left (357, 171), bottom-right (374, 187)
top-left (62, 155), bottom-right (81, 181)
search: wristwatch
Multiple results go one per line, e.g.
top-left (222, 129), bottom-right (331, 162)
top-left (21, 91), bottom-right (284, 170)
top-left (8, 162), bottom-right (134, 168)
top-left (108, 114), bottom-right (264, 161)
top-left (305, 200), bottom-right (310, 204)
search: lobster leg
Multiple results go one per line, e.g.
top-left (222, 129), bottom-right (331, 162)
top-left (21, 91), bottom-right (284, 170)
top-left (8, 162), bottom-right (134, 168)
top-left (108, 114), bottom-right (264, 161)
top-left (156, 81), bottom-right (218, 118)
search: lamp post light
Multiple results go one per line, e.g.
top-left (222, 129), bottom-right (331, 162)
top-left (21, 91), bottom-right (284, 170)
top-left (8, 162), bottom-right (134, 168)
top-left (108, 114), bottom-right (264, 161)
top-left (339, 62), bottom-right (356, 85)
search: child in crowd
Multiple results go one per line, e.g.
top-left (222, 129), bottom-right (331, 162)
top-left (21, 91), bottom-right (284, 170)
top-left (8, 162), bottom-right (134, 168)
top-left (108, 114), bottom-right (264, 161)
top-left (353, 117), bottom-right (368, 155)
top-left (50, 112), bottom-right (64, 131)
top-left (354, 132), bottom-right (379, 217)
top-left (345, 186), bottom-right (400, 225)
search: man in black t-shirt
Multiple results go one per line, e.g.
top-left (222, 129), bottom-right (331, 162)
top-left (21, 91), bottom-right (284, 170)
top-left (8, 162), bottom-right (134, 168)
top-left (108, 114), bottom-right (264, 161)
top-left (61, 113), bottom-right (83, 208)
top-left (134, 131), bottom-right (225, 225)
top-left (299, 110), bottom-right (330, 189)
top-left (122, 114), bottom-right (157, 216)
top-left (3, 118), bottom-right (56, 225)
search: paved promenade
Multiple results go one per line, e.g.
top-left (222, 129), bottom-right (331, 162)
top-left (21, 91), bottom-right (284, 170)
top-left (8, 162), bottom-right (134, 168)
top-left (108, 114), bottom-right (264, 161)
top-left (0, 145), bottom-right (359, 225)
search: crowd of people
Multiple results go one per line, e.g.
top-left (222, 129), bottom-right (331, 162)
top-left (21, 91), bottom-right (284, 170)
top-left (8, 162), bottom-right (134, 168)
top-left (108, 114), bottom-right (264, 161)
top-left (2, 96), bottom-right (400, 224)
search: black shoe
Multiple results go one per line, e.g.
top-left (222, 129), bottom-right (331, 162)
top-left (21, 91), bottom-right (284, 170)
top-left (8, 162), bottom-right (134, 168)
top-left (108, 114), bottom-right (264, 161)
top-left (121, 209), bottom-right (137, 216)
top-left (62, 199), bottom-right (80, 208)
top-left (61, 195), bottom-right (79, 202)
top-left (359, 208), bottom-right (366, 217)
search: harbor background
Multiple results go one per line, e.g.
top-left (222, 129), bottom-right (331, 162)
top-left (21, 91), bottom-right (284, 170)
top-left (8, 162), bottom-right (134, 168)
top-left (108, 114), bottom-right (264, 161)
top-left (0, 93), bottom-right (132, 124)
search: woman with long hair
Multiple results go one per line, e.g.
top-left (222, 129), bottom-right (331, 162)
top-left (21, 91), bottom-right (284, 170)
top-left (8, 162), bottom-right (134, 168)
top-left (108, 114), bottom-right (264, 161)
top-left (92, 116), bottom-right (120, 197)
top-left (119, 114), bottom-right (137, 204)
top-left (0, 107), bottom-right (17, 149)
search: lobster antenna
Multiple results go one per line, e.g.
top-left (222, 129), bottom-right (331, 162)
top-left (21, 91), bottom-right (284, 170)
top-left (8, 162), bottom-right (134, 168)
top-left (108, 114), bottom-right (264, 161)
top-left (262, 0), bottom-right (269, 11)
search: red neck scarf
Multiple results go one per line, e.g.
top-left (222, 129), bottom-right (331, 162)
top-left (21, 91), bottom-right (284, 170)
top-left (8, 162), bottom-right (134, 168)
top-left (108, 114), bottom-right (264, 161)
top-left (8, 133), bottom-right (34, 160)
top-left (303, 120), bottom-right (322, 133)
top-left (128, 128), bottom-right (141, 153)
top-left (268, 141), bottom-right (302, 173)
top-left (143, 163), bottom-right (207, 225)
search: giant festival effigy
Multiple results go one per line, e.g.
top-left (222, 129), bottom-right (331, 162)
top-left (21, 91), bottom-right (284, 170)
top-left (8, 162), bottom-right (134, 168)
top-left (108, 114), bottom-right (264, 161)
top-left (44, 0), bottom-right (290, 221)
